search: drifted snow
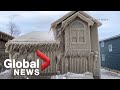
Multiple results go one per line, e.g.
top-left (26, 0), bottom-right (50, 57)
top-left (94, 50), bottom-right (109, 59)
top-left (1, 69), bottom-right (120, 79)
top-left (101, 69), bottom-right (120, 79)
top-left (0, 69), bottom-right (11, 79)
top-left (51, 72), bottom-right (94, 79)
top-left (51, 69), bottom-right (120, 79)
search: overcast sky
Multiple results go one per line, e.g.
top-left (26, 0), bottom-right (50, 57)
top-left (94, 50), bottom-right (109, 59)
top-left (0, 11), bottom-right (120, 40)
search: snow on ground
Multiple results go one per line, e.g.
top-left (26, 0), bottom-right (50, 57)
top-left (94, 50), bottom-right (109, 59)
top-left (51, 69), bottom-right (120, 79)
top-left (0, 68), bottom-right (120, 79)
top-left (0, 69), bottom-right (11, 79)
top-left (101, 69), bottom-right (120, 79)
top-left (51, 72), bottom-right (94, 79)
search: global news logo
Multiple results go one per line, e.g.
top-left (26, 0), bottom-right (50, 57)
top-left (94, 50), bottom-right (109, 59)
top-left (4, 50), bottom-right (50, 76)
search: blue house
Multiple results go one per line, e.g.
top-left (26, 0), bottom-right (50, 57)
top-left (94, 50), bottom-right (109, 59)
top-left (100, 35), bottom-right (120, 71)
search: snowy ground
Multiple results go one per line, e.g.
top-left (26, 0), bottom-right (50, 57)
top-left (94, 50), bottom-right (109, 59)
top-left (101, 69), bottom-right (120, 79)
top-left (51, 72), bottom-right (94, 79)
top-left (51, 69), bottom-right (120, 79)
top-left (0, 69), bottom-right (120, 79)
top-left (0, 69), bottom-right (11, 79)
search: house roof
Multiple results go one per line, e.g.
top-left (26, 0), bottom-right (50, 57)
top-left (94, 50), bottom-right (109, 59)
top-left (11, 31), bottom-right (55, 42)
top-left (0, 31), bottom-right (14, 41)
top-left (51, 11), bottom-right (102, 29)
top-left (100, 34), bottom-right (120, 42)
top-left (5, 31), bottom-right (60, 53)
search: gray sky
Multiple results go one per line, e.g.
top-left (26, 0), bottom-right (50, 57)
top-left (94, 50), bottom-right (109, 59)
top-left (0, 11), bottom-right (120, 40)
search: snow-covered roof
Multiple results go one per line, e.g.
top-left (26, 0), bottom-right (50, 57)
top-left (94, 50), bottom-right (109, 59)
top-left (5, 31), bottom-right (60, 53)
top-left (99, 34), bottom-right (120, 42)
top-left (0, 31), bottom-right (14, 41)
top-left (12, 31), bottom-right (55, 42)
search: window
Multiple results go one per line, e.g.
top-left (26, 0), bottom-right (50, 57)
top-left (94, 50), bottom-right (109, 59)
top-left (72, 37), bottom-right (77, 42)
top-left (108, 44), bottom-right (112, 52)
top-left (101, 41), bottom-right (104, 47)
top-left (102, 54), bottom-right (105, 61)
top-left (71, 30), bottom-right (78, 43)
top-left (71, 20), bottom-right (85, 43)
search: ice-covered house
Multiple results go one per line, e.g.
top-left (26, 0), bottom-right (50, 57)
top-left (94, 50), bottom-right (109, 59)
top-left (0, 31), bottom-right (13, 71)
top-left (5, 11), bottom-right (102, 79)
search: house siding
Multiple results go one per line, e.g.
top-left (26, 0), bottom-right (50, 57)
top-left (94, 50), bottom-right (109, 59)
top-left (100, 37), bottom-right (120, 70)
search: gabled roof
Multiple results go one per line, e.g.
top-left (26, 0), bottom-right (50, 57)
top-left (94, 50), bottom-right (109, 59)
top-left (51, 11), bottom-right (102, 29)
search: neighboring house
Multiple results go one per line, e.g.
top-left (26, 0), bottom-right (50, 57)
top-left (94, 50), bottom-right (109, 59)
top-left (5, 11), bottom-right (102, 79)
top-left (100, 34), bottom-right (120, 71)
top-left (0, 31), bottom-right (14, 71)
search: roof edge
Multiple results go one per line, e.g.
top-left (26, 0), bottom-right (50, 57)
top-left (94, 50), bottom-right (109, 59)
top-left (99, 34), bottom-right (120, 42)
top-left (0, 31), bottom-right (14, 38)
top-left (51, 11), bottom-right (102, 29)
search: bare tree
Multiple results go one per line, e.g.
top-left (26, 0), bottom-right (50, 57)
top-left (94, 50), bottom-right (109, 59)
top-left (7, 15), bottom-right (21, 37)
top-left (7, 21), bottom-right (21, 37)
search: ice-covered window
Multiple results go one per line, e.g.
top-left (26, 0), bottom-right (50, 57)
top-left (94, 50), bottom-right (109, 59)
top-left (71, 20), bottom-right (85, 43)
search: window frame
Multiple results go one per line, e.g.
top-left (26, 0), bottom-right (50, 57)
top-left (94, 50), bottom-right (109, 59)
top-left (101, 41), bottom-right (104, 47)
top-left (70, 20), bottom-right (86, 44)
top-left (108, 44), bottom-right (112, 52)
top-left (102, 54), bottom-right (105, 61)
